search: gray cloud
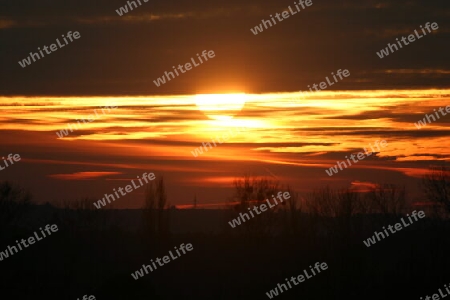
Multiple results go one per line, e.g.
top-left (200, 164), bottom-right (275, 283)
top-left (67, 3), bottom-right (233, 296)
top-left (0, 0), bottom-right (448, 95)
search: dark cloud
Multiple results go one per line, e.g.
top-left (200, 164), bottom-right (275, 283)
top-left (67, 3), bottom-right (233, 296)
top-left (0, 0), bottom-right (449, 95)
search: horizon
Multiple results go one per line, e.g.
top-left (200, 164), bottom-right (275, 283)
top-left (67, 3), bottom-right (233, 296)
top-left (1, 89), bottom-right (449, 208)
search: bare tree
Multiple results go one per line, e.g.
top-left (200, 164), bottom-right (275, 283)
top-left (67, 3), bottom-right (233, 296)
top-left (335, 188), bottom-right (362, 237)
top-left (230, 175), bottom-right (281, 236)
top-left (56, 197), bottom-right (111, 232)
top-left (304, 186), bottom-right (369, 238)
top-left (283, 185), bottom-right (301, 235)
top-left (143, 176), bottom-right (169, 237)
top-left (422, 166), bottom-right (450, 216)
top-left (0, 181), bottom-right (32, 233)
top-left (233, 175), bottom-right (280, 207)
top-left (367, 183), bottom-right (406, 217)
top-left (193, 194), bottom-right (197, 209)
top-left (156, 177), bottom-right (168, 236)
top-left (305, 186), bottom-right (336, 218)
top-left (143, 181), bottom-right (156, 236)
top-left (336, 188), bottom-right (361, 218)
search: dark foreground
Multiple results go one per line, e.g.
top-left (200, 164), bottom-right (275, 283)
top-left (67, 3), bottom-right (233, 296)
top-left (0, 205), bottom-right (448, 300)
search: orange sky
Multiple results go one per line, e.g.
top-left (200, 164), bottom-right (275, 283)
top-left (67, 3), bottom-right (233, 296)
top-left (0, 89), bottom-right (449, 208)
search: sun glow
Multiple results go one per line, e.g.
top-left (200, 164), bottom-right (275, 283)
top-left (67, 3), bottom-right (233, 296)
top-left (194, 93), bottom-right (247, 120)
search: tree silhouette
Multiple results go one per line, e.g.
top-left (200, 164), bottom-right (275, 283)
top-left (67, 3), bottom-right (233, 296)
top-left (229, 175), bottom-right (281, 237)
top-left (0, 181), bottom-right (32, 234)
top-left (422, 165), bottom-right (450, 216)
top-left (367, 183), bottom-right (406, 218)
top-left (143, 176), bottom-right (169, 238)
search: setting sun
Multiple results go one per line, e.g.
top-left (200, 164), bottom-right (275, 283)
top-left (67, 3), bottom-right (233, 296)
top-left (194, 93), bottom-right (247, 120)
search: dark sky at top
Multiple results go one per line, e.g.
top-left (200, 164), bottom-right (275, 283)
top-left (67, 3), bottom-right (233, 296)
top-left (0, 0), bottom-right (449, 95)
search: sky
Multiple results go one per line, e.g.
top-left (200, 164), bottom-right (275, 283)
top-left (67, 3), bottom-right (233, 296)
top-left (0, 0), bottom-right (449, 208)
top-left (1, 90), bottom-right (449, 208)
top-left (0, 0), bottom-right (449, 95)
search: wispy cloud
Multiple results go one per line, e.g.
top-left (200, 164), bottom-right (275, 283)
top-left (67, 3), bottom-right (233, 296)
top-left (48, 171), bottom-right (122, 180)
top-left (0, 18), bottom-right (16, 29)
top-left (383, 69), bottom-right (450, 75)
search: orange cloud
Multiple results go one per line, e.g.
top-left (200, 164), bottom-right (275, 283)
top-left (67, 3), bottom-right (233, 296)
top-left (49, 171), bottom-right (122, 180)
top-left (350, 180), bottom-right (378, 192)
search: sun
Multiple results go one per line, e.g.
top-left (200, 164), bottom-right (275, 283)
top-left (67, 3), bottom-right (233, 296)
top-left (194, 93), bottom-right (247, 120)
